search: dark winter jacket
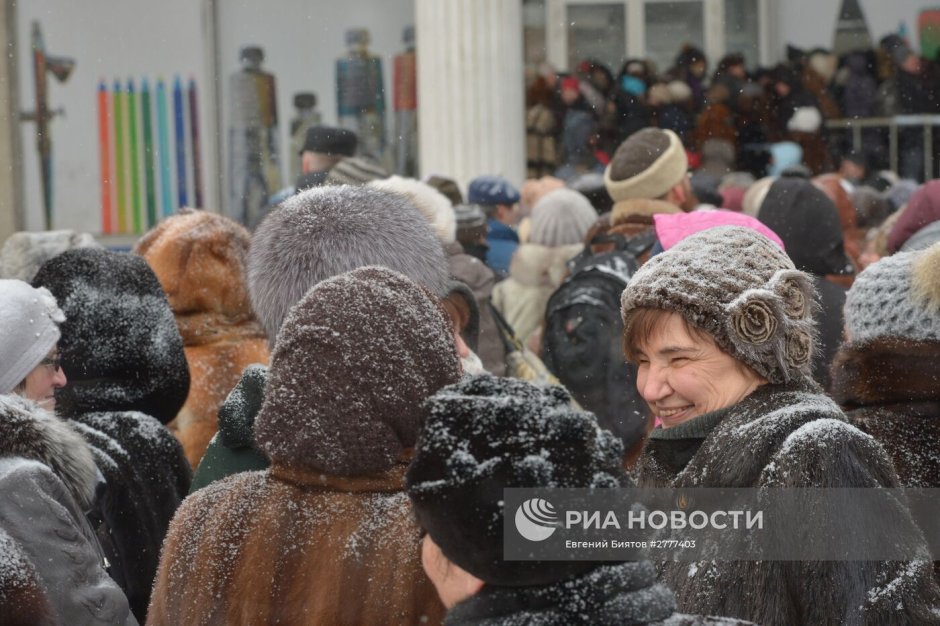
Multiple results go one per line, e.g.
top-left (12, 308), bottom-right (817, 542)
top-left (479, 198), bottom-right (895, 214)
top-left (811, 276), bottom-right (847, 390)
top-left (189, 363), bottom-right (270, 493)
top-left (895, 60), bottom-right (940, 115)
top-left (636, 382), bottom-right (940, 624)
top-left (0, 395), bottom-right (136, 626)
top-left (842, 52), bottom-right (879, 118)
top-left (444, 562), bottom-right (749, 626)
top-left (831, 338), bottom-right (940, 489)
top-left (33, 248), bottom-right (192, 622)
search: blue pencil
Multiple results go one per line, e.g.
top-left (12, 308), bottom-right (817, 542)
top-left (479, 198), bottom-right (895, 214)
top-left (173, 76), bottom-right (188, 208)
top-left (156, 79), bottom-right (173, 217)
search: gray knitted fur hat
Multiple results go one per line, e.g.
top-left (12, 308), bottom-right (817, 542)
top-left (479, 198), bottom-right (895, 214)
top-left (248, 185), bottom-right (450, 340)
top-left (621, 226), bottom-right (818, 384)
top-left (529, 188), bottom-right (597, 246)
top-left (844, 243), bottom-right (940, 344)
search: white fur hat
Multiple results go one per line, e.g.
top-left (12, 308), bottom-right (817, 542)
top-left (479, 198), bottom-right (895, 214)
top-left (370, 176), bottom-right (457, 244)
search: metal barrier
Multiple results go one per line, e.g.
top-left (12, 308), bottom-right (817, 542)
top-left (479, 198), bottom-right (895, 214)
top-left (826, 114), bottom-right (940, 180)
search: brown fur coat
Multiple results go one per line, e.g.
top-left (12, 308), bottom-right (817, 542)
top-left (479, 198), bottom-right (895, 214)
top-left (147, 461), bottom-right (444, 626)
top-left (135, 210), bottom-right (270, 468)
top-left (831, 338), bottom-right (940, 488)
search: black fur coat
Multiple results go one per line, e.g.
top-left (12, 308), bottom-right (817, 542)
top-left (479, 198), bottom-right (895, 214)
top-left (636, 381), bottom-right (940, 625)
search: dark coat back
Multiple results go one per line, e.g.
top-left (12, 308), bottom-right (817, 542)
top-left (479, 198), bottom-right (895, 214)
top-left (636, 382), bottom-right (940, 625)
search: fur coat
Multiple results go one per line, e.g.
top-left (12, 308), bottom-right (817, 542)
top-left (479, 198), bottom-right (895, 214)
top-left (135, 210), bottom-right (270, 468)
top-left (490, 243), bottom-right (581, 344)
top-left (0, 395), bottom-right (135, 625)
top-left (636, 382), bottom-right (940, 625)
top-left (831, 338), bottom-right (940, 488)
top-left (149, 462), bottom-right (443, 626)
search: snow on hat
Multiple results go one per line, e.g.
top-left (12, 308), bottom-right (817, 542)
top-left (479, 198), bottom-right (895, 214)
top-left (528, 188), bottom-right (597, 246)
top-left (248, 185), bottom-right (450, 340)
top-left (299, 126), bottom-right (357, 156)
top-left (406, 375), bottom-right (625, 586)
top-left (604, 129), bottom-right (688, 202)
top-left (369, 176), bottom-right (457, 244)
top-left (621, 226), bottom-right (818, 385)
top-left (32, 248), bottom-right (190, 423)
top-left (0, 280), bottom-right (64, 394)
top-left (844, 243), bottom-right (940, 344)
top-left (0, 230), bottom-right (102, 283)
top-left (254, 266), bottom-right (461, 476)
top-left (324, 157), bottom-right (388, 186)
top-left (467, 175), bottom-right (521, 206)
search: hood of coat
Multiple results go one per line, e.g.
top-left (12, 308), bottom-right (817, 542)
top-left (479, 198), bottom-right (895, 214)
top-left (33, 248), bottom-right (190, 424)
top-left (0, 394), bottom-right (97, 509)
top-left (831, 338), bottom-right (940, 407)
top-left (507, 243), bottom-right (582, 288)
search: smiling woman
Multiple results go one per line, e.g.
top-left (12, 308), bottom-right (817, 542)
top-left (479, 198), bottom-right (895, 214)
top-left (617, 225), bottom-right (940, 624)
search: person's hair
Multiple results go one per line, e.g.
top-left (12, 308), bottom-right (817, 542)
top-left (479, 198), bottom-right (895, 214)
top-left (622, 307), bottom-right (755, 377)
top-left (478, 203), bottom-right (499, 219)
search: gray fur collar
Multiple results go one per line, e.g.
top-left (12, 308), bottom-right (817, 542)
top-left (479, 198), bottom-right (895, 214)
top-left (0, 394), bottom-right (97, 509)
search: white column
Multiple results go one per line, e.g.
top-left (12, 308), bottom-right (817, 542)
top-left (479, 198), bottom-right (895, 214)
top-left (416, 0), bottom-right (525, 192)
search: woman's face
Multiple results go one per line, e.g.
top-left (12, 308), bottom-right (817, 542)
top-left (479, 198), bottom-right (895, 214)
top-left (634, 313), bottom-right (764, 428)
top-left (421, 534), bottom-right (483, 609)
top-left (20, 347), bottom-right (67, 411)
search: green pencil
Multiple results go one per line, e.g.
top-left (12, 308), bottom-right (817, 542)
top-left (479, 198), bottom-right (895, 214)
top-left (113, 80), bottom-right (127, 233)
top-left (127, 78), bottom-right (142, 233)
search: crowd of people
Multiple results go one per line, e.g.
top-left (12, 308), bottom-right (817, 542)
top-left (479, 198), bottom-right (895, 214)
top-left (528, 35), bottom-right (940, 185)
top-left (0, 37), bottom-right (940, 626)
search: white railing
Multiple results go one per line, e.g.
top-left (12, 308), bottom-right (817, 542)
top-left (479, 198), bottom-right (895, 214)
top-left (826, 114), bottom-right (940, 180)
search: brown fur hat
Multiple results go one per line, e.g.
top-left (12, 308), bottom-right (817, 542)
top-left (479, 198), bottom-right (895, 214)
top-left (134, 210), bottom-right (254, 320)
top-left (254, 266), bottom-right (461, 476)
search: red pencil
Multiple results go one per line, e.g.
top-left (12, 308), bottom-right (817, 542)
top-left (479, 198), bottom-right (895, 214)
top-left (97, 81), bottom-right (112, 234)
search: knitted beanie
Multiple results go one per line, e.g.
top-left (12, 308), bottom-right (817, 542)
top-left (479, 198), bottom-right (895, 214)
top-left (0, 280), bottom-right (64, 394)
top-left (254, 266), bottom-right (461, 475)
top-left (621, 226), bottom-right (818, 384)
top-left (248, 185), bottom-right (450, 340)
top-left (604, 129), bottom-right (687, 202)
top-left (844, 243), bottom-right (940, 343)
top-left (369, 176), bottom-right (457, 244)
top-left (529, 188), bottom-right (597, 246)
top-left (406, 375), bottom-right (624, 587)
top-left (324, 157), bottom-right (388, 186)
top-left (32, 248), bottom-right (190, 423)
top-left (0, 230), bottom-right (102, 282)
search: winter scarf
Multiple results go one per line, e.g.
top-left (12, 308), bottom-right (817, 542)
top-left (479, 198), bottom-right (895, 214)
top-left (444, 563), bottom-right (676, 626)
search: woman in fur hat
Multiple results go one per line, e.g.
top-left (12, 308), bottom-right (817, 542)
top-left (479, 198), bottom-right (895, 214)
top-left (33, 249), bottom-right (192, 622)
top-left (621, 226), bottom-right (940, 624)
top-left (831, 243), bottom-right (940, 489)
top-left (134, 210), bottom-right (270, 468)
top-left (0, 280), bottom-right (134, 624)
top-left (149, 267), bottom-right (461, 625)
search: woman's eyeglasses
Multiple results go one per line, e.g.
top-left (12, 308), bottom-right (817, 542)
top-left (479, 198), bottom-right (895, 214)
top-left (40, 355), bottom-right (62, 372)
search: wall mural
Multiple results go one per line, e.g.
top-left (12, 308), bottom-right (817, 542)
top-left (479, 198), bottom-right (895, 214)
top-left (97, 76), bottom-right (203, 235)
